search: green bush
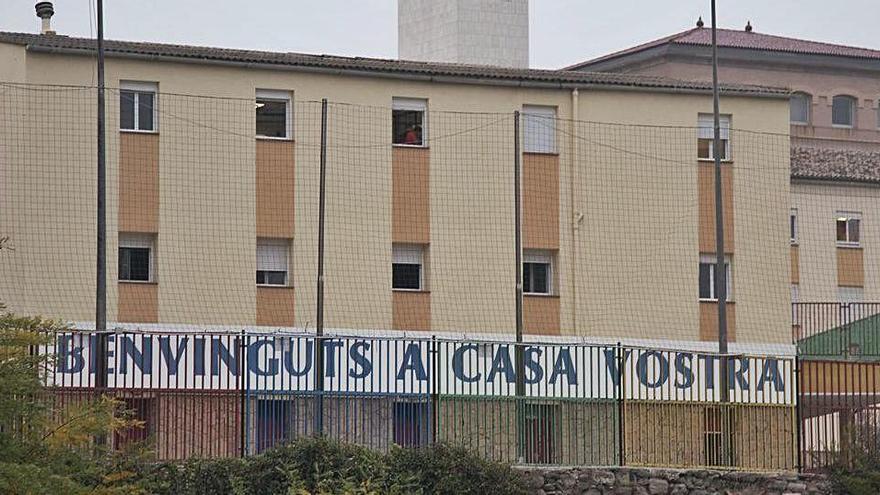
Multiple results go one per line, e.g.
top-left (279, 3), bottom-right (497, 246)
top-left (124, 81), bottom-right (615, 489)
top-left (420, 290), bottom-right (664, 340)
top-left (136, 437), bottom-right (527, 495)
top-left (828, 440), bottom-right (880, 495)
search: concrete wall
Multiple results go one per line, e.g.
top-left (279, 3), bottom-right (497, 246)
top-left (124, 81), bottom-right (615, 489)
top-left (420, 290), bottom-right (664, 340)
top-left (398, 0), bottom-right (529, 68)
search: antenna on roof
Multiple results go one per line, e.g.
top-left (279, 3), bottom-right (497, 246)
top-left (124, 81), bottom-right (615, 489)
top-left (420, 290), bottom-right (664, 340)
top-left (696, 16), bottom-right (705, 28)
top-left (745, 21), bottom-right (753, 33)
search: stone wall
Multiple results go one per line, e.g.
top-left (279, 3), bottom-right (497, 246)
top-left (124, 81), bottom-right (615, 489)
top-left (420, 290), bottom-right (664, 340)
top-left (518, 467), bottom-right (830, 495)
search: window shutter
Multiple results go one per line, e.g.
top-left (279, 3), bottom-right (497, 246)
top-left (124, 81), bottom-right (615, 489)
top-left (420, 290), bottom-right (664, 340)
top-left (523, 105), bottom-right (556, 153)
top-left (257, 240), bottom-right (288, 271)
top-left (393, 245), bottom-right (423, 265)
top-left (392, 98), bottom-right (427, 112)
top-left (698, 114), bottom-right (729, 140)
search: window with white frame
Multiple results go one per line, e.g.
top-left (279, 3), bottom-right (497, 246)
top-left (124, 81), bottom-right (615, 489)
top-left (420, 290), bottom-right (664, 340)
top-left (790, 208), bottom-right (798, 244)
top-left (523, 105), bottom-right (557, 153)
top-left (523, 250), bottom-right (553, 295)
top-left (790, 93), bottom-right (811, 125)
top-left (698, 254), bottom-right (732, 301)
top-left (791, 285), bottom-right (799, 303)
top-left (120, 81), bottom-right (157, 132)
top-left (392, 97), bottom-right (427, 146)
top-left (392, 244), bottom-right (425, 290)
top-left (697, 114), bottom-right (730, 160)
top-left (832, 95), bottom-right (856, 127)
top-left (119, 233), bottom-right (156, 282)
top-left (257, 238), bottom-right (290, 286)
top-left (256, 89), bottom-right (292, 139)
top-left (836, 212), bottom-right (861, 246)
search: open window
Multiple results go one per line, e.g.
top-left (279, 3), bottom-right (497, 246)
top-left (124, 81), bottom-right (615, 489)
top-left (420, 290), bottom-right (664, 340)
top-left (790, 208), bottom-right (798, 244)
top-left (257, 238), bottom-right (290, 286)
top-left (392, 97), bottom-right (427, 146)
top-left (697, 114), bottom-right (730, 161)
top-left (836, 212), bottom-right (861, 247)
top-left (256, 89), bottom-right (292, 139)
top-left (118, 233), bottom-right (156, 282)
top-left (699, 254), bottom-right (732, 301)
top-left (120, 81), bottom-right (158, 132)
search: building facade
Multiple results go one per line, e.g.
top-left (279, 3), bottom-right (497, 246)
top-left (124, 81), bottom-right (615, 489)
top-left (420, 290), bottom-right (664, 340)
top-left (568, 25), bottom-right (880, 307)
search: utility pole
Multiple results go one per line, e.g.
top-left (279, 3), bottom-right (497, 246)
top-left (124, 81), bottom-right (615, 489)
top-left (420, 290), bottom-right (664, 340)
top-left (513, 111), bottom-right (525, 462)
top-left (94, 0), bottom-right (108, 392)
top-left (314, 99), bottom-right (328, 434)
top-left (710, 0), bottom-right (731, 465)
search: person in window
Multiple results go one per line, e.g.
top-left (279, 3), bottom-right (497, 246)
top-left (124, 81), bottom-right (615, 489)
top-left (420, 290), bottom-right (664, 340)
top-left (403, 125), bottom-right (419, 145)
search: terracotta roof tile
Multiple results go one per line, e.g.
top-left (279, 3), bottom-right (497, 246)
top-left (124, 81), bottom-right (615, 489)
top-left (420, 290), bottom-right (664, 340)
top-left (0, 31), bottom-right (786, 96)
top-left (792, 146), bottom-right (880, 184)
top-left (568, 27), bottom-right (880, 69)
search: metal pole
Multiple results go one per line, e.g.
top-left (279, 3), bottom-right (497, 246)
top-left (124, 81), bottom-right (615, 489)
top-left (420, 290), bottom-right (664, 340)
top-left (710, 0), bottom-right (731, 465)
top-left (94, 0), bottom-right (108, 392)
top-left (513, 111), bottom-right (525, 462)
top-left (314, 99), bottom-right (328, 434)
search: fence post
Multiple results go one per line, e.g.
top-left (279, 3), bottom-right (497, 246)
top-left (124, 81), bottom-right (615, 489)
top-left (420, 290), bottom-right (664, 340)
top-left (431, 336), bottom-right (439, 445)
top-left (795, 354), bottom-right (803, 472)
top-left (616, 342), bottom-right (626, 466)
top-left (239, 330), bottom-right (247, 457)
top-left (512, 111), bottom-right (525, 463)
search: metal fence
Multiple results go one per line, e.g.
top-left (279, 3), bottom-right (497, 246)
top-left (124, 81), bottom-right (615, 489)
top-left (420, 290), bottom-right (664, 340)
top-left (41, 329), bottom-right (797, 471)
top-left (793, 302), bottom-right (880, 471)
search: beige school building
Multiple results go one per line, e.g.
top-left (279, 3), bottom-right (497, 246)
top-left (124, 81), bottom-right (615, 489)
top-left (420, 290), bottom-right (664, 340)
top-left (0, 30), bottom-right (793, 351)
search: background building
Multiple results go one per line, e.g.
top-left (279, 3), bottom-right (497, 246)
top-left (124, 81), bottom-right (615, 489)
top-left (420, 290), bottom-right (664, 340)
top-left (398, 0), bottom-right (529, 68)
top-left (568, 24), bottom-right (880, 306)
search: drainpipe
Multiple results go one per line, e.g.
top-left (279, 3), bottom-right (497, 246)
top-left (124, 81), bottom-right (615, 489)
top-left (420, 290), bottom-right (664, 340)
top-left (570, 88), bottom-right (580, 333)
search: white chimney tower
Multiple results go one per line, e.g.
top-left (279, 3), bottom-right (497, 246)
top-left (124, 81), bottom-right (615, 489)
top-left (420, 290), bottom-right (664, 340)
top-left (398, 0), bottom-right (529, 68)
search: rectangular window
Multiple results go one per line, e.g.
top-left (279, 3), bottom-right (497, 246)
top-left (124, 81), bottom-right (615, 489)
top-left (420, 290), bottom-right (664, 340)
top-left (392, 97), bottom-right (427, 146)
top-left (256, 89), bottom-right (291, 139)
top-left (836, 212), bottom-right (861, 246)
top-left (393, 401), bottom-right (431, 447)
top-left (257, 238), bottom-right (290, 286)
top-left (120, 81), bottom-right (157, 132)
top-left (791, 284), bottom-right (799, 303)
top-left (523, 105), bottom-right (557, 153)
top-left (699, 254), bottom-right (731, 301)
top-left (790, 208), bottom-right (798, 244)
top-left (789, 93), bottom-right (811, 125)
top-left (119, 233), bottom-right (155, 282)
top-left (697, 114), bottom-right (730, 160)
top-left (392, 244), bottom-right (425, 290)
top-left (524, 250), bottom-right (553, 295)
top-left (832, 96), bottom-right (855, 127)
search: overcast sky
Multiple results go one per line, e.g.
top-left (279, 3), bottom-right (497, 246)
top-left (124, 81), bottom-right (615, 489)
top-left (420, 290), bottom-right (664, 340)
top-left (2, 0), bottom-right (879, 69)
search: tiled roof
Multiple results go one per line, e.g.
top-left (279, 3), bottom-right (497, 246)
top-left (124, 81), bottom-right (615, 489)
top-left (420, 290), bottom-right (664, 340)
top-left (791, 146), bottom-right (880, 184)
top-left (0, 31), bottom-right (786, 96)
top-left (568, 27), bottom-right (880, 69)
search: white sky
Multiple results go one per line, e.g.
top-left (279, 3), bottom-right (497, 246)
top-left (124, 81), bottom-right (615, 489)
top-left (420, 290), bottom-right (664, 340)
top-left (1, 0), bottom-right (879, 69)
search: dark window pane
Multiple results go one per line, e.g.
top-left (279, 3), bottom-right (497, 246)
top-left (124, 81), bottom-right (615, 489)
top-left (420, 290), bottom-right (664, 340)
top-left (137, 91), bottom-right (154, 131)
top-left (837, 219), bottom-right (848, 242)
top-left (524, 262), bottom-right (549, 294)
top-left (699, 263), bottom-right (712, 299)
top-left (392, 263), bottom-right (421, 289)
top-left (697, 139), bottom-right (710, 159)
top-left (257, 270), bottom-right (286, 285)
top-left (256, 99), bottom-right (287, 138)
top-left (120, 91), bottom-right (135, 130)
top-left (119, 247), bottom-right (149, 281)
top-left (790, 214), bottom-right (796, 240)
top-left (392, 109), bottom-right (424, 145)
